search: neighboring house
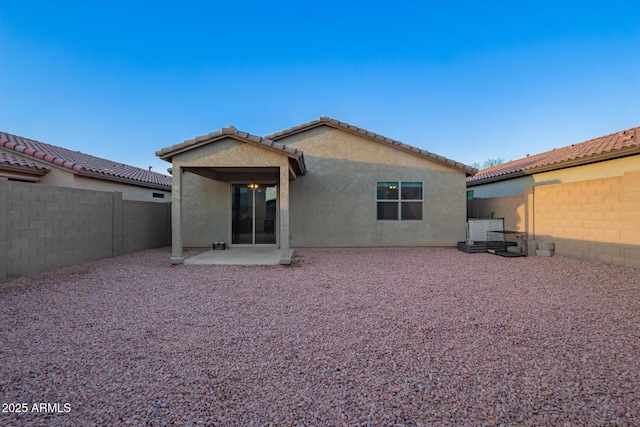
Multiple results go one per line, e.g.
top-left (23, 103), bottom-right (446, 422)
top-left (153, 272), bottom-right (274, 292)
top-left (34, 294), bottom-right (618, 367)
top-left (0, 131), bottom-right (172, 201)
top-left (467, 126), bottom-right (639, 198)
top-left (156, 116), bottom-right (476, 264)
top-left (466, 125), bottom-right (640, 268)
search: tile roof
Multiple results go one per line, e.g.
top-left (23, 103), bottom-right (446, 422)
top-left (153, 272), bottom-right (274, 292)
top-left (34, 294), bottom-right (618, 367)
top-left (156, 126), bottom-right (307, 176)
top-left (0, 151), bottom-right (49, 174)
top-left (0, 131), bottom-right (172, 190)
top-left (267, 116), bottom-right (477, 175)
top-left (467, 125), bottom-right (640, 185)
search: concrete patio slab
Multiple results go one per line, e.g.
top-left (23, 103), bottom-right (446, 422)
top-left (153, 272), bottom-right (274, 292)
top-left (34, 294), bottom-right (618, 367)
top-left (184, 247), bottom-right (295, 266)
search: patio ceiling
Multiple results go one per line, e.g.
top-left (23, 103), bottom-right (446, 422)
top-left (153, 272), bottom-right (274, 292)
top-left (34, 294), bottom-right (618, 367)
top-left (183, 166), bottom-right (280, 182)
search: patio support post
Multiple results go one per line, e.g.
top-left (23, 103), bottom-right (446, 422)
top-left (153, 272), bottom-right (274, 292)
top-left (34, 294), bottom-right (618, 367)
top-left (279, 164), bottom-right (291, 264)
top-left (170, 164), bottom-right (184, 264)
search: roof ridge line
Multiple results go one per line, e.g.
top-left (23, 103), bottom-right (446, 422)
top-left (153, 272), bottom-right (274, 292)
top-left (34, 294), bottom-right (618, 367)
top-left (266, 116), bottom-right (477, 175)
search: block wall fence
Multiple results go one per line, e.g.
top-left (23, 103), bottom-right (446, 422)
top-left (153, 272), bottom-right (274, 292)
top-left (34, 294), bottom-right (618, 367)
top-left (468, 170), bottom-right (640, 269)
top-left (0, 178), bottom-right (171, 280)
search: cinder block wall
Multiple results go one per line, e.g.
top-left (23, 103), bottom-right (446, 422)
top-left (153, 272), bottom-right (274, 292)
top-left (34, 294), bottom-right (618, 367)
top-left (0, 178), bottom-right (171, 280)
top-left (534, 171), bottom-right (640, 268)
top-left (122, 200), bottom-right (171, 253)
top-left (468, 170), bottom-right (640, 268)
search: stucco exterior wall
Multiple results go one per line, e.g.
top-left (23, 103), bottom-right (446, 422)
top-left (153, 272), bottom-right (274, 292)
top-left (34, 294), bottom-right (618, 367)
top-left (38, 165), bottom-right (76, 187)
top-left (173, 137), bottom-right (290, 248)
top-left (279, 126), bottom-right (468, 247)
top-left (72, 176), bottom-right (171, 203)
top-left (469, 175), bottom-right (534, 198)
top-left (181, 172), bottom-right (229, 247)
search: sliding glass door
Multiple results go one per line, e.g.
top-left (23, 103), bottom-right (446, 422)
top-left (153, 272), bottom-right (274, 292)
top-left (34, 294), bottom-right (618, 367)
top-left (231, 184), bottom-right (277, 245)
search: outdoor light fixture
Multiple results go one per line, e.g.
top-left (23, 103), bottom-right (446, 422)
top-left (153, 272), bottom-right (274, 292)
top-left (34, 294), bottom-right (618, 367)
top-left (248, 184), bottom-right (259, 189)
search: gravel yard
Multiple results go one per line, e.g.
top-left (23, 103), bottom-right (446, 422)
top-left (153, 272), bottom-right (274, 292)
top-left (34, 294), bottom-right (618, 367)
top-left (1, 247), bottom-right (639, 426)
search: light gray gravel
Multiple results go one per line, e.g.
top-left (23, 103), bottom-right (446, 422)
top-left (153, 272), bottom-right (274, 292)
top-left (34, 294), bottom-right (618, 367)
top-left (1, 247), bottom-right (639, 426)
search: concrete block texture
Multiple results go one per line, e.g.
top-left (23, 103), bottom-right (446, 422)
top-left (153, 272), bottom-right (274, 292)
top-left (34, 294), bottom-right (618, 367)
top-left (0, 178), bottom-right (7, 280)
top-left (472, 166), bottom-right (640, 268)
top-left (537, 241), bottom-right (555, 250)
top-left (2, 181), bottom-right (171, 279)
top-left (536, 249), bottom-right (555, 257)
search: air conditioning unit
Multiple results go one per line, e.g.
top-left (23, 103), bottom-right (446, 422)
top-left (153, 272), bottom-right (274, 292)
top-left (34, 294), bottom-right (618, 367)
top-left (467, 218), bottom-right (504, 242)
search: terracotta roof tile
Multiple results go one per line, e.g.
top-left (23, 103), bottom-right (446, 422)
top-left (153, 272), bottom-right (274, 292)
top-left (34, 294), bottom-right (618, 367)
top-left (467, 125), bottom-right (640, 184)
top-left (266, 116), bottom-right (477, 175)
top-left (0, 151), bottom-right (49, 172)
top-left (0, 131), bottom-right (171, 190)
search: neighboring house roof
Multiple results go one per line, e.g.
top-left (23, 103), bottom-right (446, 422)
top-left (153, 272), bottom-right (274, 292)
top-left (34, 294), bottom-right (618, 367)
top-left (0, 151), bottom-right (49, 174)
top-left (156, 125), bottom-right (307, 176)
top-left (267, 116), bottom-right (478, 176)
top-left (0, 131), bottom-right (172, 190)
top-left (0, 151), bottom-right (49, 182)
top-left (467, 125), bottom-right (640, 186)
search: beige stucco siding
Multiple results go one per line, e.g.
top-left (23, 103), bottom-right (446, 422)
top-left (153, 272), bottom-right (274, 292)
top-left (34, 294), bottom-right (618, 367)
top-left (173, 137), bottom-right (290, 248)
top-left (181, 173), bottom-right (229, 247)
top-left (171, 138), bottom-right (288, 168)
top-left (470, 176), bottom-right (534, 198)
top-left (281, 126), bottom-right (467, 247)
top-left (71, 176), bottom-right (171, 202)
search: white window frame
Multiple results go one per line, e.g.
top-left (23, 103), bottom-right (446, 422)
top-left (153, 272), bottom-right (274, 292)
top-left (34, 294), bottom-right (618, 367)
top-left (376, 181), bottom-right (423, 221)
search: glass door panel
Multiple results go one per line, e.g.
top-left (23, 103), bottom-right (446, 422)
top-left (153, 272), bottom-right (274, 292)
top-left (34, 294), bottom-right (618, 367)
top-left (255, 185), bottom-right (277, 244)
top-left (231, 184), bottom-right (277, 245)
top-left (231, 184), bottom-right (253, 244)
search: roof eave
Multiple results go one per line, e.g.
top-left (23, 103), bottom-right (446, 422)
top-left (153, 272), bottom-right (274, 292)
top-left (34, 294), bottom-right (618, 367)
top-left (466, 170), bottom-right (528, 187)
top-left (524, 146), bottom-right (640, 175)
top-left (0, 163), bottom-right (49, 176)
top-left (76, 169), bottom-right (171, 191)
top-left (156, 136), bottom-right (219, 161)
top-left (289, 154), bottom-right (307, 177)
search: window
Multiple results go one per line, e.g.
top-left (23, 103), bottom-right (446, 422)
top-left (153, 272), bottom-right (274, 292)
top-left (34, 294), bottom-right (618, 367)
top-left (376, 181), bottom-right (423, 220)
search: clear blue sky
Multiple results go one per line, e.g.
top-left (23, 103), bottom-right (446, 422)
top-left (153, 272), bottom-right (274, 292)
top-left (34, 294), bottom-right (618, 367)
top-left (1, 1), bottom-right (639, 175)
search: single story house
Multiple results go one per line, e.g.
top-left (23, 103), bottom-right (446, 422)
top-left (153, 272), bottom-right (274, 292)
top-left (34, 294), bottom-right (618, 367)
top-left (156, 116), bottom-right (476, 264)
top-left (0, 131), bottom-right (172, 201)
top-left (466, 125), bottom-right (640, 267)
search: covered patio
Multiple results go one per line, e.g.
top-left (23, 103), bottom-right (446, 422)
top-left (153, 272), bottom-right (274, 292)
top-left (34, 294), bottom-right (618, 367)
top-left (156, 126), bottom-right (306, 265)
